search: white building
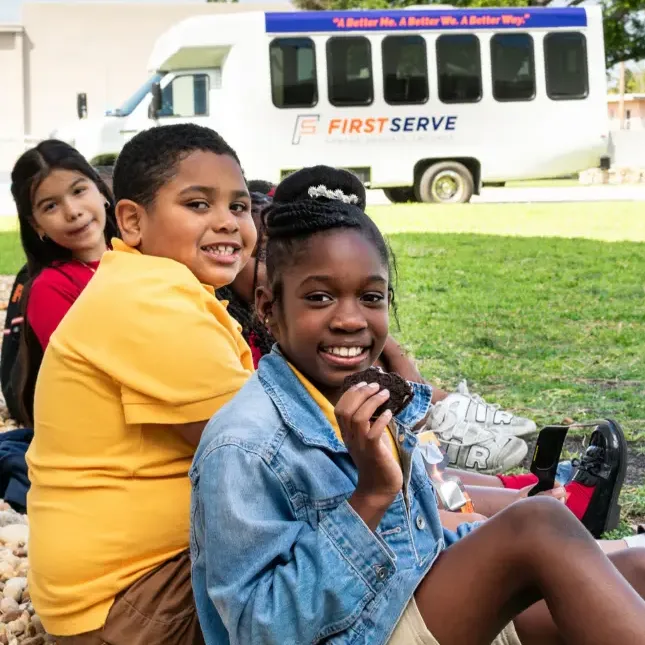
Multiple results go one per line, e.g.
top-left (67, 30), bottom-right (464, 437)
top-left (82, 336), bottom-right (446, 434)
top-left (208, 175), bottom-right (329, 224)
top-left (0, 1), bottom-right (292, 171)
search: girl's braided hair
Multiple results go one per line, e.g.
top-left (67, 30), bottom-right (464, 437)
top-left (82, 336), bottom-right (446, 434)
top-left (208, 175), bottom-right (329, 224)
top-left (216, 285), bottom-right (275, 356)
top-left (263, 166), bottom-right (396, 309)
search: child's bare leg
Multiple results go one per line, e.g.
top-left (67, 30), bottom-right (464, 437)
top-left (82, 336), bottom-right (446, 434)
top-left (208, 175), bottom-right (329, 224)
top-left (414, 497), bottom-right (645, 645)
top-left (513, 548), bottom-right (645, 645)
top-left (450, 468), bottom-right (504, 487)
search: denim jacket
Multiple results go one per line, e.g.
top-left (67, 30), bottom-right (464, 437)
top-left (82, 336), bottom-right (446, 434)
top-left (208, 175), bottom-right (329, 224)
top-left (190, 349), bottom-right (478, 645)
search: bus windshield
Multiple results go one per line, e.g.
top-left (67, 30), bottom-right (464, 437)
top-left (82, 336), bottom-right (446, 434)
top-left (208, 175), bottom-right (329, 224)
top-left (108, 73), bottom-right (165, 116)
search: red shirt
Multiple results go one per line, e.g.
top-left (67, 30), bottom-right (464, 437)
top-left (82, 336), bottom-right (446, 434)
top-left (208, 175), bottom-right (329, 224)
top-left (27, 260), bottom-right (99, 350)
top-left (248, 331), bottom-right (264, 369)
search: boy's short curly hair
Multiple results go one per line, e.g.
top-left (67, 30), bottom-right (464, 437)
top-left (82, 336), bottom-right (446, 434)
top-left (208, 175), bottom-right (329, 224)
top-left (112, 124), bottom-right (242, 208)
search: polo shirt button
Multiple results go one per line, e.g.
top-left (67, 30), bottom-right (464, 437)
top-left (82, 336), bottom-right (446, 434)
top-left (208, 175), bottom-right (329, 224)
top-left (416, 515), bottom-right (426, 530)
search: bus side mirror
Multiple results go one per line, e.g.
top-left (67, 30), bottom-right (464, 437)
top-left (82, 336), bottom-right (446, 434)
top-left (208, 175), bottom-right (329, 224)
top-left (149, 82), bottom-right (162, 119)
top-left (77, 93), bottom-right (88, 120)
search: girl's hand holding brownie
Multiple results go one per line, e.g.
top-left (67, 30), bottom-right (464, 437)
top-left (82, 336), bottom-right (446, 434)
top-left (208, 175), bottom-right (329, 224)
top-left (334, 381), bottom-right (402, 530)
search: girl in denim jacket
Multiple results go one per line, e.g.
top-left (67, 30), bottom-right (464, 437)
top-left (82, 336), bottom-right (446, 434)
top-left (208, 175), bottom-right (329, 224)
top-left (190, 166), bottom-right (645, 645)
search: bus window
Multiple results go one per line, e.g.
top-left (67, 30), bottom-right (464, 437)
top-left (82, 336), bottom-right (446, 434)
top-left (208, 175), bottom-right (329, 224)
top-left (159, 74), bottom-right (209, 117)
top-left (491, 34), bottom-right (535, 102)
top-left (327, 36), bottom-right (373, 106)
top-left (270, 38), bottom-right (318, 109)
top-left (382, 35), bottom-right (429, 105)
top-left (544, 32), bottom-right (588, 100)
top-left (436, 34), bottom-right (482, 103)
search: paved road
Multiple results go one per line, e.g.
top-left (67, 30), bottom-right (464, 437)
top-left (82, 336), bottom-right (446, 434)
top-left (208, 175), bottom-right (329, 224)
top-left (2, 183), bottom-right (645, 217)
top-left (367, 184), bottom-right (645, 205)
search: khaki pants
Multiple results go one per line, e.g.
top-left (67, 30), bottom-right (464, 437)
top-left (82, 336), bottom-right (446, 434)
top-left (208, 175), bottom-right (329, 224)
top-left (55, 551), bottom-right (203, 645)
top-left (389, 599), bottom-right (521, 645)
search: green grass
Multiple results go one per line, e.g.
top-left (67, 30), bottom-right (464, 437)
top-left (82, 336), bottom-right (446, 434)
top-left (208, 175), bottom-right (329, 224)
top-left (387, 228), bottom-right (645, 527)
top-left (1, 202), bottom-right (643, 527)
top-left (367, 202), bottom-right (645, 242)
top-left (391, 232), bottom-right (645, 436)
top-left (0, 230), bottom-right (24, 274)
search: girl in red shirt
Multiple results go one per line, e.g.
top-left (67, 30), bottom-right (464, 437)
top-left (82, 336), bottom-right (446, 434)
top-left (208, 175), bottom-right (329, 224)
top-left (11, 140), bottom-right (118, 423)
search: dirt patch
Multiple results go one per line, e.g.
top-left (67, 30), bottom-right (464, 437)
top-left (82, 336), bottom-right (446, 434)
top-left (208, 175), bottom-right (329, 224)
top-left (569, 377), bottom-right (643, 390)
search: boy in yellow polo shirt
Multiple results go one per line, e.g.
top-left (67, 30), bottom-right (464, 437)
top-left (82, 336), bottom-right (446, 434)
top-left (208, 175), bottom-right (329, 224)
top-left (27, 124), bottom-right (256, 645)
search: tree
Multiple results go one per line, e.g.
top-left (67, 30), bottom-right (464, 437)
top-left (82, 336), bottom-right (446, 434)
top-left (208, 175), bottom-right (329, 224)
top-left (291, 0), bottom-right (645, 69)
top-left (625, 65), bottom-right (645, 92)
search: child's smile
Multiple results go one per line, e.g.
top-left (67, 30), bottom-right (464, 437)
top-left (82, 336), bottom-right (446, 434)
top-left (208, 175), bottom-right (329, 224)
top-left (200, 241), bottom-right (242, 265)
top-left (319, 344), bottom-right (372, 367)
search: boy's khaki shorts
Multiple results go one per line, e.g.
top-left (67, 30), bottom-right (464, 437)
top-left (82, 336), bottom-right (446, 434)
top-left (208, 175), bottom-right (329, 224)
top-left (388, 599), bottom-right (521, 645)
top-left (54, 550), bottom-right (203, 645)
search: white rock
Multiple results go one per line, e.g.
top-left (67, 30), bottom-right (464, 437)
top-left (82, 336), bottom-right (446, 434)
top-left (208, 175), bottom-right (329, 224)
top-left (0, 596), bottom-right (19, 613)
top-left (0, 562), bottom-right (14, 582)
top-left (5, 618), bottom-right (24, 634)
top-left (0, 550), bottom-right (20, 569)
top-left (0, 525), bottom-right (28, 547)
top-left (2, 578), bottom-right (26, 602)
top-left (0, 513), bottom-right (26, 529)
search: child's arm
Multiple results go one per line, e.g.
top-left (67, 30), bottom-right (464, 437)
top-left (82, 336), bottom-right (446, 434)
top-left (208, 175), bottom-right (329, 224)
top-left (378, 335), bottom-right (426, 383)
top-left (465, 484), bottom-right (567, 517)
top-left (378, 335), bottom-right (449, 405)
top-left (194, 443), bottom-right (398, 645)
top-left (174, 420), bottom-right (208, 446)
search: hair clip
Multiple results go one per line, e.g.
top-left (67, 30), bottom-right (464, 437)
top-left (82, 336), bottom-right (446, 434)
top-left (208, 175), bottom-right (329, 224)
top-left (307, 184), bottom-right (359, 205)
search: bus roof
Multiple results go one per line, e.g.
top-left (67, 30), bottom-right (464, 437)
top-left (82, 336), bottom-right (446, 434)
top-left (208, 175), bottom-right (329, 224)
top-left (264, 7), bottom-right (590, 34)
top-left (148, 5), bottom-right (598, 72)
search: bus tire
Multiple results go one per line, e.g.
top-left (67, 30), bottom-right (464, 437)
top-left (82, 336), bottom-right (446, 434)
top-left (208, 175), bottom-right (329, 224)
top-left (383, 187), bottom-right (417, 204)
top-left (416, 162), bottom-right (474, 204)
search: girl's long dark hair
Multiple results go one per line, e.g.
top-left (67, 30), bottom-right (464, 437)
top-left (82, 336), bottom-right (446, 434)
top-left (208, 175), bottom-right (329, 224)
top-left (10, 140), bottom-right (119, 425)
top-left (216, 191), bottom-right (275, 359)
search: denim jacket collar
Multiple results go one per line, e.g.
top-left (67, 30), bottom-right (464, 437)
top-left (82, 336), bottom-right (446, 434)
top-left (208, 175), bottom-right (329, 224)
top-left (258, 347), bottom-right (433, 454)
top-left (258, 348), bottom-right (346, 453)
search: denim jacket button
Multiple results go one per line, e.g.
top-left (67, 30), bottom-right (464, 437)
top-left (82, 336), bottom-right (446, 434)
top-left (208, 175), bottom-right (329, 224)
top-left (397, 433), bottom-right (405, 444)
top-left (416, 515), bottom-right (426, 530)
top-left (375, 566), bottom-right (388, 581)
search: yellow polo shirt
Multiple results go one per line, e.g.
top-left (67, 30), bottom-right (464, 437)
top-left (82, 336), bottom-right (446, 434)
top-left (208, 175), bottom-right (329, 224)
top-left (27, 239), bottom-right (254, 636)
top-left (288, 363), bottom-right (401, 466)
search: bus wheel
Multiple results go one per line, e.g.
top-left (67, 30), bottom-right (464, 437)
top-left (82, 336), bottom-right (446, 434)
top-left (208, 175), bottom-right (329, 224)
top-left (383, 187), bottom-right (417, 204)
top-left (416, 162), bottom-right (474, 204)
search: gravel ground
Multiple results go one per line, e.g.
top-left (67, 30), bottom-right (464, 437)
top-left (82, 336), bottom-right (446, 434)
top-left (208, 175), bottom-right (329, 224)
top-left (0, 277), bottom-right (54, 643)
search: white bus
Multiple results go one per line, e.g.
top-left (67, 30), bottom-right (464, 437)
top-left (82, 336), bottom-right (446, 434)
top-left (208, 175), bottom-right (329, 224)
top-left (52, 5), bottom-right (609, 204)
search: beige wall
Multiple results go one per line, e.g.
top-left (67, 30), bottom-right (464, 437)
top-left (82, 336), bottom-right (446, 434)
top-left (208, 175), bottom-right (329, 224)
top-left (0, 1), bottom-right (293, 171)
top-left (0, 26), bottom-right (27, 172)
top-left (607, 96), bottom-right (645, 131)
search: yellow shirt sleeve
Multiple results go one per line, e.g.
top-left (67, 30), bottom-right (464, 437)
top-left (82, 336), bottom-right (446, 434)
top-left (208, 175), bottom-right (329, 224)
top-left (67, 266), bottom-right (253, 426)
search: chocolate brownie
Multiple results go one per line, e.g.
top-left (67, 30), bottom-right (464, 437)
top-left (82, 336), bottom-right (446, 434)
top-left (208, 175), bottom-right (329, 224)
top-left (342, 367), bottom-right (414, 420)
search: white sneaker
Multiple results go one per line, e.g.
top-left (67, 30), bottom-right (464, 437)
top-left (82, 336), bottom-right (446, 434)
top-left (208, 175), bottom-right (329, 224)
top-left (427, 415), bottom-right (528, 475)
top-left (445, 380), bottom-right (537, 438)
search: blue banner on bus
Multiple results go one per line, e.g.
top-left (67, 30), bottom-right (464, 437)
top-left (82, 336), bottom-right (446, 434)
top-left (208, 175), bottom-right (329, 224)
top-left (265, 8), bottom-right (587, 33)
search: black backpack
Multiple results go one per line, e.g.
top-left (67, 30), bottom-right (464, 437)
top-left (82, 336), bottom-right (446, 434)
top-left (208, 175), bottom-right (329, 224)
top-left (1, 264), bottom-right (29, 423)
